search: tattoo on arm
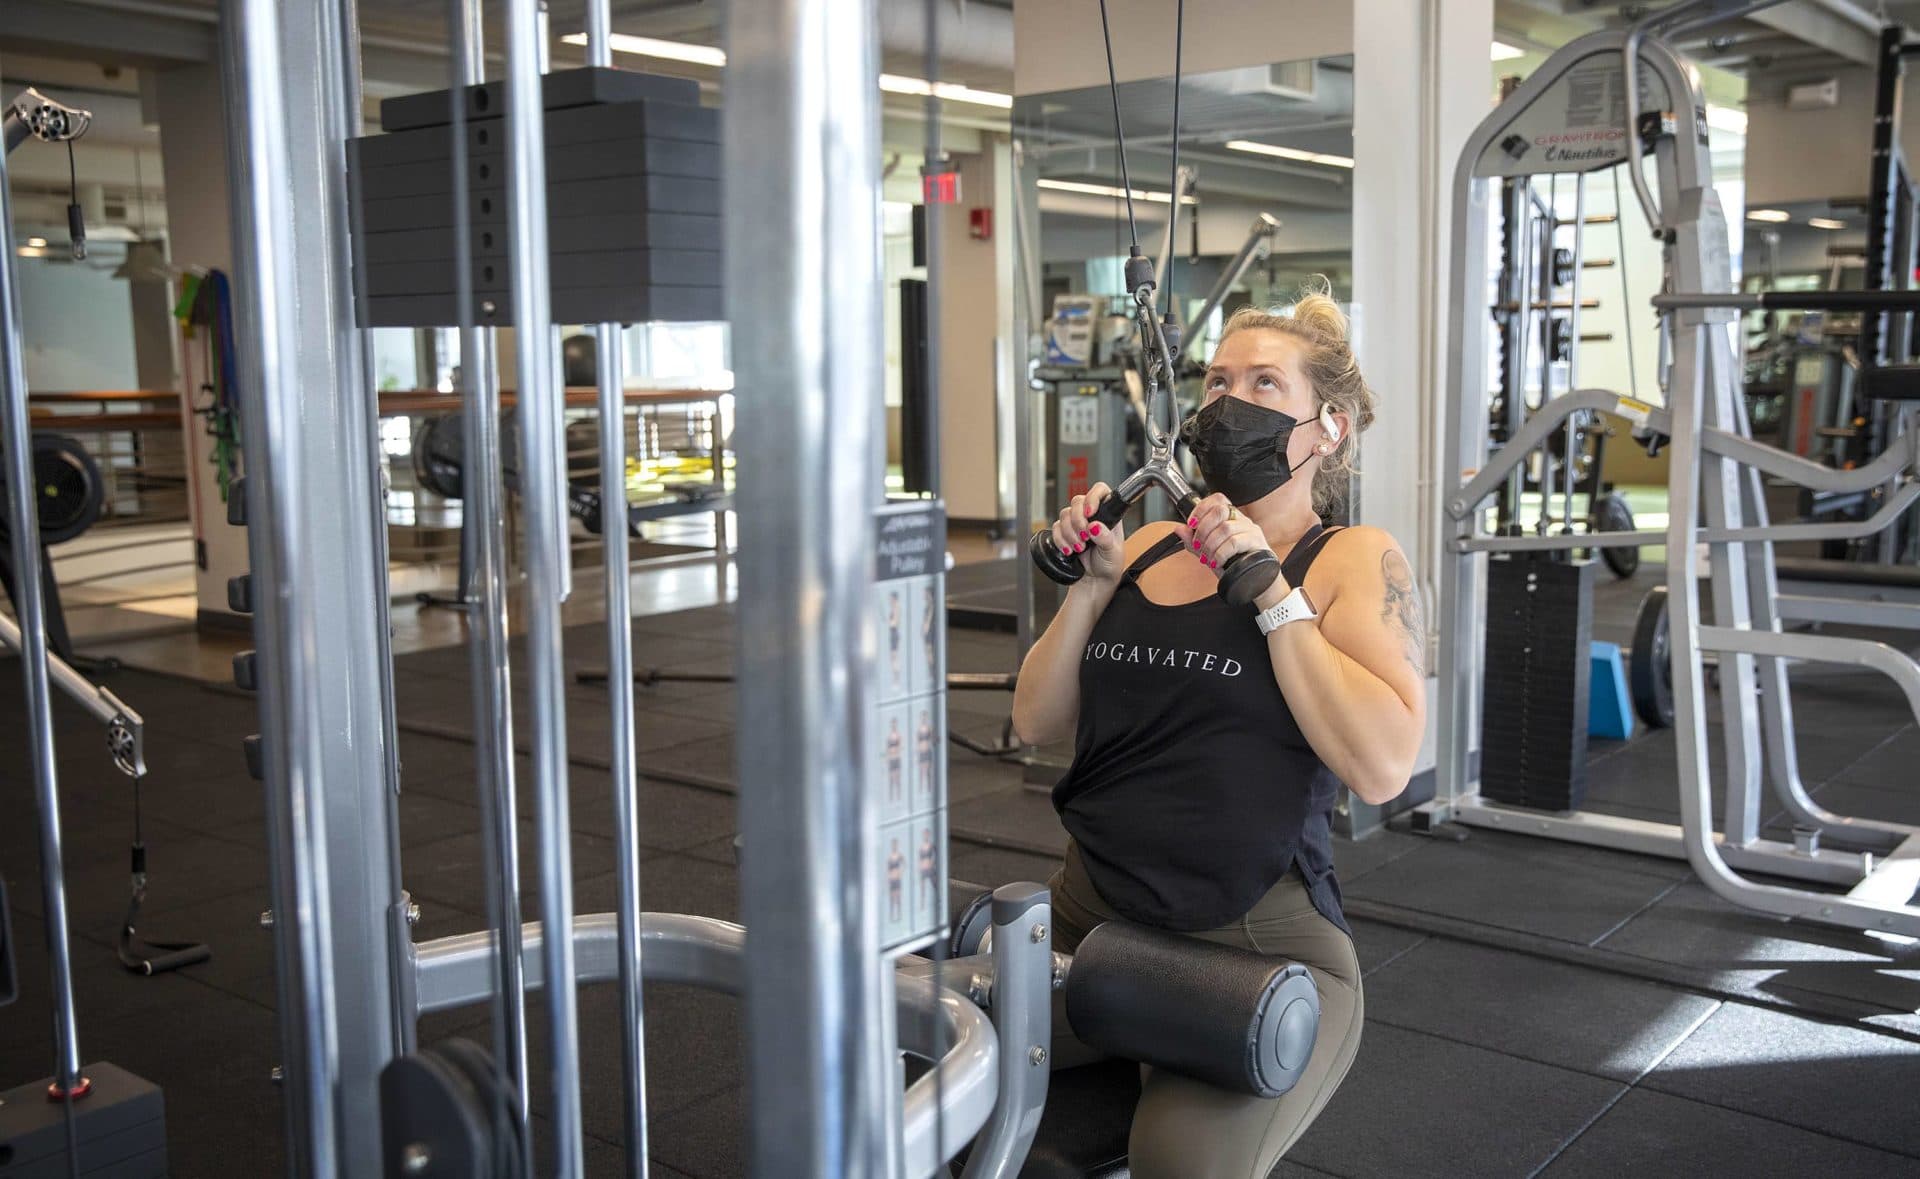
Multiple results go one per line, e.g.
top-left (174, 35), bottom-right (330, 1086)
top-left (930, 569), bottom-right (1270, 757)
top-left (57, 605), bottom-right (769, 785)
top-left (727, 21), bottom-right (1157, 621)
top-left (1380, 550), bottom-right (1425, 674)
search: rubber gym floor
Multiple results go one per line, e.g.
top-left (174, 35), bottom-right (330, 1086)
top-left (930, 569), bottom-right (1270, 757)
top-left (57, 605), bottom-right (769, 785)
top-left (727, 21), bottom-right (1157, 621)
top-left (4, 560), bottom-right (1920, 1177)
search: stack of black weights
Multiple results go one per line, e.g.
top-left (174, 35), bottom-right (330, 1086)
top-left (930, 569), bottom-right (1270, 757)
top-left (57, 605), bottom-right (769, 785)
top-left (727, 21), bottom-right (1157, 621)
top-left (348, 67), bottom-right (722, 328)
top-left (1480, 555), bottom-right (1594, 812)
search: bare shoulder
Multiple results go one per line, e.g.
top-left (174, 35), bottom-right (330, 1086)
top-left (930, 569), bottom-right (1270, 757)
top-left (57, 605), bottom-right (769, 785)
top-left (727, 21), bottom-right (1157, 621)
top-left (1314, 525), bottom-right (1410, 596)
top-left (1321, 524), bottom-right (1401, 564)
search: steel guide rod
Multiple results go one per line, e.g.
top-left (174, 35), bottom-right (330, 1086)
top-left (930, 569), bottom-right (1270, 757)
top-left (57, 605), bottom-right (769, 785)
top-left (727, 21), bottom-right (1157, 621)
top-left (726, 0), bottom-right (891, 1170)
top-left (448, 0), bottom-right (532, 1134)
top-left (0, 71), bottom-right (86, 1124)
top-left (503, 0), bottom-right (586, 1169)
top-left (581, 0), bottom-right (654, 1172)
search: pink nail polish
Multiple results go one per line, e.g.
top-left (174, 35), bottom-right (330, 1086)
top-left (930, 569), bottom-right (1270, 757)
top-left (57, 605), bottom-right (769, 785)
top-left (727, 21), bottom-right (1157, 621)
top-left (1079, 531), bottom-right (1088, 542)
top-left (1187, 517), bottom-right (1197, 527)
top-left (1090, 524), bottom-right (1102, 536)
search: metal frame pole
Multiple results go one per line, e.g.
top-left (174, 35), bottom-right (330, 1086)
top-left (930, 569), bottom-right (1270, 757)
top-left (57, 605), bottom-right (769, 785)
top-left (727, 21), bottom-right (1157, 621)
top-left (1563, 175), bottom-right (1584, 534)
top-left (1433, 149), bottom-right (1492, 817)
top-left (449, 0), bottom-right (531, 1125)
top-left (582, 3), bottom-right (653, 1172)
top-left (0, 80), bottom-right (86, 1111)
top-left (320, 0), bottom-right (414, 1064)
top-left (1010, 139), bottom-right (1041, 665)
top-left (504, 0), bottom-right (586, 1169)
top-left (226, 0), bottom-right (391, 1167)
top-left (727, 0), bottom-right (890, 1170)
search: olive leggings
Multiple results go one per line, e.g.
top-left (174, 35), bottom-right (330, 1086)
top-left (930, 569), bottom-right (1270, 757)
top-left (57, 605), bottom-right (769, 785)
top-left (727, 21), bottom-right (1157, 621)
top-left (1045, 843), bottom-right (1364, 1179)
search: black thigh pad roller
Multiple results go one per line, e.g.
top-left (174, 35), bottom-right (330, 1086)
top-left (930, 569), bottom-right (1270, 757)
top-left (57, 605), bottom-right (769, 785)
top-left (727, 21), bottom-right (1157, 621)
top-left (1064, 919), bottom-right (1320, 1098)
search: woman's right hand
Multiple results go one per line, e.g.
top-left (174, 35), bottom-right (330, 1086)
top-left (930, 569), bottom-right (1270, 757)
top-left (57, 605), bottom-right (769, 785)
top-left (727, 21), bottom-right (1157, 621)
top-left (1051, 483), bottom-right (1127, 585)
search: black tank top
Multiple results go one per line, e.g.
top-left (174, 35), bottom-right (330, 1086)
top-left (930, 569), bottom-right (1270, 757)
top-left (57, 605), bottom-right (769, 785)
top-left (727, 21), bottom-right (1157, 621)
top-left (1051, 524), bottom-right (1351, 935)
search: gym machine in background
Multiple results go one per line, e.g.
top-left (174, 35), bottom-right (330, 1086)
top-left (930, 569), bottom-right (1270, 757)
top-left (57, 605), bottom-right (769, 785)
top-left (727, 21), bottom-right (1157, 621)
top-left (1, 82), bottom-right (197, 1179)
top-left (1486, 119), bottom-right (1640, 577)
top-left (1028, 207), bottom-right (1283, 551)
top-left (1422, 0), bottom-right (1920, 941)
top-left (1026, 25), bottom-right (1285, 612)
top-left (202, 0), bottom-right (1335, 1174)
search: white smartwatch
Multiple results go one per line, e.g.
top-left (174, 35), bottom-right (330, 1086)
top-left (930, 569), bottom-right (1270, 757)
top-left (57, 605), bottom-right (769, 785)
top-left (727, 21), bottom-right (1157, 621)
top-left (1254, 586), bottom-right (1318, 635)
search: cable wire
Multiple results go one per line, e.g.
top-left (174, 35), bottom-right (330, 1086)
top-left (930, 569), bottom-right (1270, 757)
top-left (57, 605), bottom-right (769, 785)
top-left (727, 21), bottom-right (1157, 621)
top-left (1164, 0), bottom-right (1185, 318)
top-left (1096, 0), bottom-right (1141, 250)
top-left (1612, 167), bottom-right (1641, 400)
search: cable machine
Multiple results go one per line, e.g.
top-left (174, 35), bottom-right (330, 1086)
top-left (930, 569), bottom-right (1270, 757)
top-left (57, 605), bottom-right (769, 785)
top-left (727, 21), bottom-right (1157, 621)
top-left (1423, 0), bottom-right (1920, 941)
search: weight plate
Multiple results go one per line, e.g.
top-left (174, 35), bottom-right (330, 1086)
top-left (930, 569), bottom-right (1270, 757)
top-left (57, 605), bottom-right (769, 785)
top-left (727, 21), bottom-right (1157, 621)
top-left (1629, 586), bottom-right (1673, 729)
top-left (1596, 492), bottom-right (1640, 579)
top-left (0, 434), bottom-right (104, 544)
top-left (412, 413), bottom-right (466, 500)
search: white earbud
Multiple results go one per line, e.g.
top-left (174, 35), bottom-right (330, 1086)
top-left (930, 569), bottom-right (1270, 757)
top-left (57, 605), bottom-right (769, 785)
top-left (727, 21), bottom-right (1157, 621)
top-left (1319, 403), bottom-right (1341, 446)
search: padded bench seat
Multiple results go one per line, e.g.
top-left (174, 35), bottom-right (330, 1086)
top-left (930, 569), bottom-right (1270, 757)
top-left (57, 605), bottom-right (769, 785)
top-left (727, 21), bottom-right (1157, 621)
top-left (1774, 555), bottom-right (1920, 590)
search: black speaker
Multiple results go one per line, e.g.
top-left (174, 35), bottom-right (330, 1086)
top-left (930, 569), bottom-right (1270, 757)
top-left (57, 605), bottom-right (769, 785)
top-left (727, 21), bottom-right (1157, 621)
top-left (899, 277), bottom-right (933, 495)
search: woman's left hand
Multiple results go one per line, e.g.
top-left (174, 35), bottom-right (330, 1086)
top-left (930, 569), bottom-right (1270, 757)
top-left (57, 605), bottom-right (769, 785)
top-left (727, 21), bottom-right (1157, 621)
top-left (1186, 493), bottom-right (1275, 572)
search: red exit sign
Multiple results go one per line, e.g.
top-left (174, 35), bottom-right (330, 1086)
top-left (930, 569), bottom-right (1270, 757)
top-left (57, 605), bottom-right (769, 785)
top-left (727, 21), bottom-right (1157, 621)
top-left (923, 170), bottom-right (961, 205)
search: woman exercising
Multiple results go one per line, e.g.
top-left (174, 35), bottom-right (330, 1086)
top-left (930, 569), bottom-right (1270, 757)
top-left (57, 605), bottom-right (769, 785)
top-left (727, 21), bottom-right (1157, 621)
top-left (1011, 282), bottom-right (1426, 1178)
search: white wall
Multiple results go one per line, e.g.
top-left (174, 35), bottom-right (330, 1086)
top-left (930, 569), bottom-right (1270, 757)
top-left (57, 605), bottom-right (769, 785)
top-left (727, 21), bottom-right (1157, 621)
top-left (1746, 63), bottom-right (1920, 207)
top-left (1014, 0), bottom-right (1353, 95)
top-left (1350, 0), bottom-right (1494, 786)
top-left (935, 144), bottom-right (1015, 523)
top-left (15, 245), bottom-right (139, 392)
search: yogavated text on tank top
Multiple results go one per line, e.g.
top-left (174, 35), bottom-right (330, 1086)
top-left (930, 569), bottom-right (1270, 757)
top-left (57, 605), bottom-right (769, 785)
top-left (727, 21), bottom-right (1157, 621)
top-left (1082, 640), bottom-right (1246, 677)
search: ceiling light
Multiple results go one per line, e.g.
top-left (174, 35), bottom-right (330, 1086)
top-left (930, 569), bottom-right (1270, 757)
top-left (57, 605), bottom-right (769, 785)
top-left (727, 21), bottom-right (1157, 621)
top-left (16, 245), bottom-right (48, 258)
top-left (1746, 208), bottom-right (1791, 222)
top-left (561, 32), bottom-right (726, 67)
top-left (563, 34), bottom-right (1011, 110)
top-left (1492, 41), bottom-right (1526, 61)
top-left (1036, 178), bottom-right (1198, 205)
top-left (878, 74), bottom-right (1013, 110)
top-left (1224, 139), bottom-right (1355, 169)
top-left (1704, 104), bottom-right (1748, 135)
top-left (1809, 217), bottom-right (1847, 230)
top-left (24, 236), bottom-right (47, 248)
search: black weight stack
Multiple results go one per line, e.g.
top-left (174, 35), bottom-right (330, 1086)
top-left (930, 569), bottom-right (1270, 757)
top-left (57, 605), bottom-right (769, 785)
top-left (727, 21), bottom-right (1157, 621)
top-left (1480, 555), bottom-right (1595, 812)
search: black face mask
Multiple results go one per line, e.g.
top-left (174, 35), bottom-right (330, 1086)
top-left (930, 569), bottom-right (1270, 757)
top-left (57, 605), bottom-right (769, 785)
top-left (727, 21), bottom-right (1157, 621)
top-left (1179, 395), bottom-right (1312, 506)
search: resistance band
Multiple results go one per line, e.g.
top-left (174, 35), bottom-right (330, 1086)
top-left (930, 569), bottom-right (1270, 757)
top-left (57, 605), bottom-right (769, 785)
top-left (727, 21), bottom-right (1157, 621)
top-left (176, 269), bottom-right (243, 504)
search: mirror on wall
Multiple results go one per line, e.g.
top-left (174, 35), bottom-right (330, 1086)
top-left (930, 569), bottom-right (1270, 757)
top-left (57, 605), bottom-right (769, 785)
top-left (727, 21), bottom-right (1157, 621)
top-left (1014, 54), bottom-right (1355, 361)
top-left (1009, 55), bottom-right (1356, 537)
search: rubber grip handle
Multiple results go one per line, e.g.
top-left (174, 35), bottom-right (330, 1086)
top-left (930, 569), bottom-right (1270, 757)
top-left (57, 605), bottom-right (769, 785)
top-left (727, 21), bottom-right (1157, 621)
top-left (1029, 490), bottom-right (1133, 586)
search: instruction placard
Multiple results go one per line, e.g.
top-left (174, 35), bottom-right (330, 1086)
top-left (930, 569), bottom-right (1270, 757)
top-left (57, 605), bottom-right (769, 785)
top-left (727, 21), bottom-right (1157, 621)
top-left (872, 500), bottom-right (948, 952)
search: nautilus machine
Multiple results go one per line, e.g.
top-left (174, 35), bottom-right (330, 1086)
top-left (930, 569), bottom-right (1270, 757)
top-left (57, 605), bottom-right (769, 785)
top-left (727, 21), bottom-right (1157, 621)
top-left (1422, 0), bottom-right (1920, 939)
top-left (0, 1), bottom-right (1328, 1176)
